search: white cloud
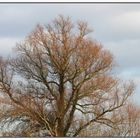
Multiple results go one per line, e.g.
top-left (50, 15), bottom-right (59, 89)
top-left (104, 39), bottom-right (140, 69)
top-left (0, 38), bottom-right (21, 57)
top-left (107, 11), bottom-right (140, 40)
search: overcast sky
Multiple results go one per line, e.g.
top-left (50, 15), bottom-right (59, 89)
top-left (0, 3), bottom-right (140, 104)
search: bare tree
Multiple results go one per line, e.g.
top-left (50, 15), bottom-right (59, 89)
top-left (79, 102), bottom-right (140, 137)
top-left (101, 103), bottom-right (140, 137)
top-left (0, 15), bottom-right (135, 137)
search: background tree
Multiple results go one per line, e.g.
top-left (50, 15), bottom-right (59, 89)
top-left (79, 102), bottom-right (140, 137)
top-left (0, 15), bottom-right (135, 137)
top-left (103, 103), bottom-right (140, 137)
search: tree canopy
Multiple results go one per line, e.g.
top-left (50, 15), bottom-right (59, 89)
top-left (0, 15), bottom-right (135, 137)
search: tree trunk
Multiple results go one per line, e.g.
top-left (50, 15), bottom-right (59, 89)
top-left (56, 75), bottom-right (65, 137)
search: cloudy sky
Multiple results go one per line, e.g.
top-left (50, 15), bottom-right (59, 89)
top-left (0, 3), bottom-right (140, 104)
